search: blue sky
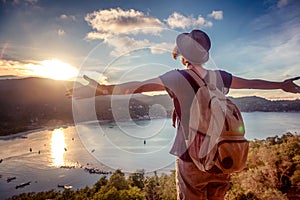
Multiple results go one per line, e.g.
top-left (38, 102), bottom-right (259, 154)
top-left (0, 0), bottom-right (299, 99)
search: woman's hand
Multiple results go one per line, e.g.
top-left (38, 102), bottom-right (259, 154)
top-left (65, 75), bottom-right (100, 99)
top-left (172, 46), bottom-right (179, 60)
top-left (281, 76), bottom-right (300, 93)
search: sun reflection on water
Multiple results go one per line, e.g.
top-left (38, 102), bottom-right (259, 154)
top-left (50, 129), bottom-right (66, 167)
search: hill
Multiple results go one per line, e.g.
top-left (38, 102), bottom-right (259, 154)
top-left (230, 96), bottom-right (300, 112)
top-left (0, 77), bottom-right (299, 136)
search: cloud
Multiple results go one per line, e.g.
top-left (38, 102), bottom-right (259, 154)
top-left (0, 59), bottom-right (32, 77)
top-left (217, 16), bottom-right (300, 83)
top-left (2, 0), bottom-right (38, 5)
top-left (58, 29), bottom-right (66, 36)
top-left (83, 8), bottom-right (222, 66)
top-left (60, 14), bottom-right (76, 21)
top-left (0, 59), bottom-right (79, 80)
top-left (277, 0), bottom-right (289, 8)
top-left (208, 10), bottom-right (223, 20)
top-left (104, 36), bottom-right (151, 57)
top-left (85, 8), bottom-right (164, 40)
top-left (104, 36), bottom-right (174, 57)
top-left (165, 12), bottom-right (213, 29)
top-left (26, 0), bottom-right (38, 4)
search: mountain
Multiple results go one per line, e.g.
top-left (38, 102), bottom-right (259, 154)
top-left (0, 77), bottom-right (74, 135)
top-left (0, 77), bottom-right (173, 136)
top-left (0, 77), bottom-right (299, 136)
top-left (230, 96), bottom-right (300, 112)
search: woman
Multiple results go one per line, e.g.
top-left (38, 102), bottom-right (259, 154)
top-left (67, 29), bottom-right (300, 200)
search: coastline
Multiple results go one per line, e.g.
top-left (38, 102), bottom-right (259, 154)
top-left (0, 118), bottom-right (163, 140)
top-left (1, 112), bottom-right (300, 140)
top-left (0, 123), bottom-right (74, 140)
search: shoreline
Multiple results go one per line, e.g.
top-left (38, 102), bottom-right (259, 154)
top-left (0, 118), bottom-right (156, 140)
top-left (0, 123), bottom-right (74, 140)
top-left (1, 112), bottom-right (299, 140)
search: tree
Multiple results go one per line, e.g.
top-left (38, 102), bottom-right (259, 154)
top-left (128, 169), bottom-right (145, 189)
top-left (144, 172), bottom-right (161, 200)
top-left (157, 171), bottom-right (177, 200)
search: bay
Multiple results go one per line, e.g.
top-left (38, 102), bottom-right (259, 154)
top-left (0, 112), bottom-right (299, 199)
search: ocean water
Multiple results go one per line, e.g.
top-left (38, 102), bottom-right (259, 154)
top-left (0, 112), bottom-right (299, 199)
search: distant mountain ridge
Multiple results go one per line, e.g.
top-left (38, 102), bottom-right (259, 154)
top-left (230, 96), bottom-right (300, 112)
top-left (0, 77), bottom-right (299, 136)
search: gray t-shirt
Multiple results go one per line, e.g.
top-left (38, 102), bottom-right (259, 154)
top-left (159, 69), bottom-right (232, 161)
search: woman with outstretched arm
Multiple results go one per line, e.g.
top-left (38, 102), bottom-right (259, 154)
top-left (66, 29), bottom-right (300, 200)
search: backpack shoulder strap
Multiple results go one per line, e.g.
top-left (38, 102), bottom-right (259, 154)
top-left (179, 69), bottom-right (205, 93)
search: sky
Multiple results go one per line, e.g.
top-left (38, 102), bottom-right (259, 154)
top-left (0, 0), bottom-right (300, 99)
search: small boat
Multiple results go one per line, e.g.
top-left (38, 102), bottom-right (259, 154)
top-left (58, 184), bottom-right (73, 189)
top-left (15, 181), bottom-right (31, 189)
top-left (7, 177), bottom-right (16, 183)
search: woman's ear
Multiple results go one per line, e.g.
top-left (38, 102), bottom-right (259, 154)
top-left (180, 57), bottom-right (190, 67)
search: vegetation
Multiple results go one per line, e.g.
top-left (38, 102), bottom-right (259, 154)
top-left (7, 133), bottom-right (300, 200)
top-left (226, 132), bottom-right (300, 200)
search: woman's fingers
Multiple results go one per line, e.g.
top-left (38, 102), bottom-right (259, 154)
top-left (65, 75), bottom-right (99, 99)
top-left (65, 88), bottom-right (73, 98)
top-left (83, 75), bottom-right (99, 86)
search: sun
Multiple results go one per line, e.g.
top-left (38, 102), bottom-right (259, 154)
top-left (27, 59), bottom-right (79, 80)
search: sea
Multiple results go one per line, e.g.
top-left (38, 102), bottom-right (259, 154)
top-left (0, 112), bottom-right (299, 199)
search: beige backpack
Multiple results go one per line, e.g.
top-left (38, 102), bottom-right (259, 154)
top-left (181, 70), bottom-right (249, 174)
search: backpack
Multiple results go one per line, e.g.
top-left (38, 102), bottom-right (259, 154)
top-left (180, 69), bottom-right (249, 174)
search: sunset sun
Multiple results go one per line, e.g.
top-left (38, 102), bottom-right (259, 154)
top-left (27, 59), bottom-right (79, 80)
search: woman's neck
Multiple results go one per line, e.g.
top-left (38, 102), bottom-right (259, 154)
top-left (188, 64), bottom-right (208, 79)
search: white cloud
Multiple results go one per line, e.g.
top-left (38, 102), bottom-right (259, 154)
top-left (104, 36), bottom-right (152, 57)
top-left (150, 42), bottom-right (174, 54)
top-left (208, 10), bottom-right (223, 20)
top-left (102, 35), bottom-right (174, 57)
top-left (58, 29), bottom-right (66, 36)
top-left (85, 8), bottom-right (164, 40)
top-left (60, 14), bottom-right (76, 21)
top-left (60, 14), bottom-right (68, 20)
top-left (165, 12), bottom-right (213, 29)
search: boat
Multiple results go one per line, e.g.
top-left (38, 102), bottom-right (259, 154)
top-left (7, 177), bottom-right (16, 183)
top-left (15, 181), bottom-right (31, 189)
top-left (57, 184), bottom-right (73, 189)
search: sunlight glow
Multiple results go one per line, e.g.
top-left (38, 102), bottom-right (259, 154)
top-left (27, 59), bottom-right (78, 80)
top-left (50, 129), bottom-right (66, 167)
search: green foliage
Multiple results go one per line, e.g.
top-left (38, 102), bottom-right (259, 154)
top-left (143, 172), bottom-right (160, 200)
top-left (226, 133), bottom-right (300, 200)
top-left (128, 169), bottom-right (145, 189)
top-left (91, 176), bottom-right (108, 194)
top-left (157, 170), bottom-right (177, 200)
top-left (106, 169), bottom-right (129, 191)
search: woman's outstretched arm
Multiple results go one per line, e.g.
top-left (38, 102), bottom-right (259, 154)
top-left (231, 76), bottom-right (300, 93)
top-left (66, 75), bottom-right (165, 99)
